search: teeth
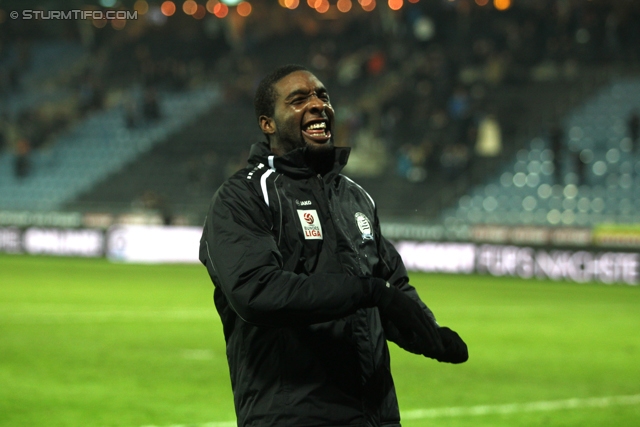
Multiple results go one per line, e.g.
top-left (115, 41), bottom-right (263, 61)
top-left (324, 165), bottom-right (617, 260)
top-left (307, 122), bottom-right (326, 130)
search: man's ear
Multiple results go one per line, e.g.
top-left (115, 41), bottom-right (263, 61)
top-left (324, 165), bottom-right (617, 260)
top-left (259, 115), bottom-right (275, 135)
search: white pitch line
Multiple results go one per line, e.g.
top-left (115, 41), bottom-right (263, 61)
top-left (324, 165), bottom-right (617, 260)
top-left (402, 394), bottom-right (640, 419)
top-left (141, 423), bottom-right (236, 427)
top-left (0, 309), bottom-right (219, 324)
top-left (139, 393), bottom-right (640, 427)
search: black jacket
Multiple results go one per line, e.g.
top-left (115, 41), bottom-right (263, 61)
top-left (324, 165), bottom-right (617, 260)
top-left (200, 141), bottom-right (436, 427)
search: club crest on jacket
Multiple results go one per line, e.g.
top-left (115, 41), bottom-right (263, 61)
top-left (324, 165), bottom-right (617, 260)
top-left (355, 212), bottom-right (374, 241)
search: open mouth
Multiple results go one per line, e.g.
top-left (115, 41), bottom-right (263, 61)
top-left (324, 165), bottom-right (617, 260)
top-left (302, 120), bottom-right (331, 143)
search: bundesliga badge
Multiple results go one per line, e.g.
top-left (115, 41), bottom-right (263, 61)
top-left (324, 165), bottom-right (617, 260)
top-left (297, 209), bottom-right (323, 240)
top-left (355, 212), bottom-right (374, 241)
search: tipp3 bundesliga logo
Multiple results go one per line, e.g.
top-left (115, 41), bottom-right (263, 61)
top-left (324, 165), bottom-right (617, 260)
top-left (297, 210), bottom-right (323, 240)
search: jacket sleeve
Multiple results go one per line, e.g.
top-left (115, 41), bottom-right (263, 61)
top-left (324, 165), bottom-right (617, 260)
top-left (373, 212), bottom-right (439, 353)
top-left (199, 178), bottom-right (372, 327)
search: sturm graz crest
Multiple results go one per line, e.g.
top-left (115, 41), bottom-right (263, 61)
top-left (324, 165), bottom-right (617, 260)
top-left (355, 212), bottom-right (374, 241)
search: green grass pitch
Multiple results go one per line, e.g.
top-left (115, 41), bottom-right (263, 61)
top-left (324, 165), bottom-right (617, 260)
top-left (1, 254), bottom-right (639, 427)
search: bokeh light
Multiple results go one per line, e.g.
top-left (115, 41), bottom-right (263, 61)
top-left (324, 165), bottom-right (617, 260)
top-left (413, 16), bottom-right (435, 40)
top-left (337, 0), bottom-right (352, 12)
top-left (494, 0), bottom-right (511, 11)
top-left (193, 4), bottom-right (207, 18)
top-left (388, 0), bottom-right (402, 10)
top-left (285, 0), bottom-right (300, 9)
top-left (111, 19), bottom-right (126, 30)
top-left (133, 0), bottom-right (150, 14)
top-left (360, 0), bottom-right (376, 11)
top-left (475, 0), bottom-right (489, 5)
top-left (315, 0), bottom-right (330, 13)
top-left (183, 0), bottom-right (198, 15)
top-left (160, 1), bottom-right (176, 16)
top-left (213, 2), bottom-right (228, 17)
top-left (236, 1), bottom-right (252, 16)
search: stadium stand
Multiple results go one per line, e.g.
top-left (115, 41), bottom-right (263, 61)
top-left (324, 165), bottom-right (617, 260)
top-left (0, 0), bottom-right (638, 228)
top-left (443, 78), bottom-right (640, 227)
top-left (0, 84), bottom-right (221, 211)
top-left (0, 40), bottom-right (87, 113)
top-left (66, 101), bottom-right (261, 222)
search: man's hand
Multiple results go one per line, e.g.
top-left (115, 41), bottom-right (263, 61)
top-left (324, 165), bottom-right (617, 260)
top-left (367, 280), bottom-right (444, 356)
top-left (432, 326), bottom-right (468, 364)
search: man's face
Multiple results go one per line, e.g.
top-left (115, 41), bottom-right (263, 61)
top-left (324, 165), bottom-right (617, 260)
top-left (261, 70), bottom-right (335, 156)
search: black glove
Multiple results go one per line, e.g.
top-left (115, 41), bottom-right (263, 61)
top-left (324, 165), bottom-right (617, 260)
top-left (433, 326), bottom-right (468, 364)
top-left (365, 279), bottom-right (444, 356)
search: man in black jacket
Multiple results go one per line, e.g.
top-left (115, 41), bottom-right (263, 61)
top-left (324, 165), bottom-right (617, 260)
top-left (199, 64), bottom-right (467, 427)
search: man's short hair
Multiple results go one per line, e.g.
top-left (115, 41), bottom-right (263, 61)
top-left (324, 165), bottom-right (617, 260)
top-left (254, 64), bottom-right (308, 121)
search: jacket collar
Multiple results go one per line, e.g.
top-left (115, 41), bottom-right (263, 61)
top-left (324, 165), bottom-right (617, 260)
top-left (248, 141), bottom-right (351, 182)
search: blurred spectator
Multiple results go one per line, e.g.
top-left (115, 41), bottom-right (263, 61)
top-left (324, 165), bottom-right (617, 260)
top-left (396, 144), bottom-right (412, 179)
top-left (202, 151), bottom-right (222, 192)
top-left (343, 128), bottom-right (387, 177)
top-left (474, 114), bottom-right (502, 158)
top-left (549, 122), bottom-right (564, 184)
top-left (14, 138), bottom-right (31, 179)
top-left (366, 50), bottom-right (386, 76)
top-left (124, 95), bottom-right (140, 129)
top-left (226, 149), bottom-right (250, 178)
top-left (142, 87), bottom-right (161, 122)
top-left (413, 146), bottom-right (429, 182)
top-left (0, 114), bottom-right (7, 152)
top-left (448, 86), bottom-right (470, 121)
top-left (186, 151), bottom-right (221, 195)
top-left (628, 109), bottom-right (639, 151)
top-left (16, 39), bottom-right (32, 71)
top-left (167, 59), bottom-right (189, 91)
top-left (132, 190), bottom-right (173, 225)
top-left (8, 67), bottom-right (21, 92)
top-left (605, 12), bottom-right (622, 60)
top-left (572, 148), bottom-right (587, 186)
top-left (440, 143), bottom-right (470, 182)
top-left (77, 73), bottom-right (105, 113)
top-left (448, 86), bottom-right (476, 150)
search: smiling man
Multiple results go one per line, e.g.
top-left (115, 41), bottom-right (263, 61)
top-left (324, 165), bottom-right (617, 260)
top-left (199, 64), bottom-right (468, 427)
